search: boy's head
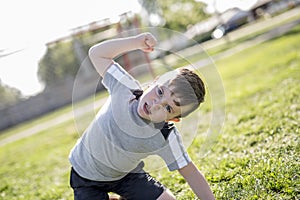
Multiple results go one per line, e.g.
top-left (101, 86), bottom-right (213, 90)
top-left (137, 68), bottom-right (205, 123)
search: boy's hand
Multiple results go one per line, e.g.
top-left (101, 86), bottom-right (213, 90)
top-left (136, 32), bottom-right (157, 53)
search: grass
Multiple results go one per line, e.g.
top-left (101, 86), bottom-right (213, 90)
top-left (0, 24), bottom-right (300, 199)
top-left (165, 24), bottom-right (300, 199)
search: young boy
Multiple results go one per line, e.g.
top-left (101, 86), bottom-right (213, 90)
top-left (69, 32), bottom-right (215, 200)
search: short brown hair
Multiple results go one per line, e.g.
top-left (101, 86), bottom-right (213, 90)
top-left (167, 68), bottom-right (205, 118)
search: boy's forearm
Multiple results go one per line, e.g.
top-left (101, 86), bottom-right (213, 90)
top-left (88, 36), bottom-right (140, 76)
top-left (89, 36), bottom-right (140, 60)
top-left (179, 162), bottom-right (215, 200)
top-left (188, 170), bottom-right (215, 200)
top-left (88, 33), bottom-right (156, 77)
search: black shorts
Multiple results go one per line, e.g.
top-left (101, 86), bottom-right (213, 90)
top-left (70, 168), bottom-right (165, 200)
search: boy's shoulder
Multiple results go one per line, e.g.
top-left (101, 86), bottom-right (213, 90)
top-left (103, 62), bottom-right (141, 91)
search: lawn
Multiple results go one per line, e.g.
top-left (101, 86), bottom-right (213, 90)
top-left (0, 24), bottom-right (299, 199)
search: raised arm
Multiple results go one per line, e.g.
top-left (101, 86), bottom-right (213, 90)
top-left (178, 162), bottom-right (215, 200)
top-left (88, 32), bottom-right (157, 77)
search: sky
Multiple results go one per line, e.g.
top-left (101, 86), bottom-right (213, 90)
top-left (0, 0), bottom-right (259, 97)
top-left (0, 0), bottom-right (141, 96)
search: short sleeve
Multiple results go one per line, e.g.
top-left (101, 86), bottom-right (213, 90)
top-left (102, 62), bottom-right (141, 94)
top-left (158, 127), bottom-right (191, 171)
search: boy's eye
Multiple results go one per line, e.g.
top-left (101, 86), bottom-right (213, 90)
top-left (157, 87), bottom-right (163, 97)
top-left (165, 105), bottom-right (172, 113)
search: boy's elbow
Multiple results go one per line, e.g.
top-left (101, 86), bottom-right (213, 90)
top-left (88, 45), bottom-right (103, 64)
top-left (88, 44), bottom-right (113, 77)
top-left (88, 44), bottom-right (112, 62)
top-left (88, 45), bottom-right (97, 60)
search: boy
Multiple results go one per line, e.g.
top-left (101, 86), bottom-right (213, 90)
top-left (69, 32), bottom-right (215, 200)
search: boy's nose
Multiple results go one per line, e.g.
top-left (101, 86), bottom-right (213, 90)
top-left (153, 98), bottom-right (167, 109)
top-left (152, 97), bottom-right (160, 105)
top-left (153, 96), bottom-right (166, 105)
top-left (152, 103), bottom-right (163, 111)
top-left (153, 98), bottom-right (163, 105)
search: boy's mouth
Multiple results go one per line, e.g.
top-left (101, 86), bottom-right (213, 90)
top-left (143, 103), bottom-right (151, 115)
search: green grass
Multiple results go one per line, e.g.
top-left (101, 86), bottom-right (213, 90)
top-left (1, 24), bottom-right (300, 199)
top-left (163, 25), bottom-right (300, 199)
top-left (0, 120), bottom-right (76, 199)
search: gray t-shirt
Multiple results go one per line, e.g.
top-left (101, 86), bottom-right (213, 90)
top-left (69, 63), bottom-right (191, 181)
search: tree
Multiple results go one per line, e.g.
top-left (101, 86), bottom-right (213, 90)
top-left (139, 0), bottom-right (208, 31)
top-left (38, 40), bottom-right (80, 87)
top-left (138, 0), bottom-right (165, 26)
top-left (0, 80), bottom-right (22, 109)
top-left (38, 1), bottom-right (209, 87)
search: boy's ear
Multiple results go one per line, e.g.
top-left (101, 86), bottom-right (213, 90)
top-left (168, 118), bottom-right (181, 123)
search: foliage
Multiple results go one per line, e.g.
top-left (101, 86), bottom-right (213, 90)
top-left (139, 0), bottom-right (208, 31)
top-left (0, 80), bottom-right (22, 109)
top-left (0, 23), bottom-right (300, 200)
top-left (37, 40), bottom-right (80, 87)
top-left (158, 0), bottom-right (208, 31)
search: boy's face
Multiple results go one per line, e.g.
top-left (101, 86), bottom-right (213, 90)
top-left (137, 83), bottom-right (193, 123)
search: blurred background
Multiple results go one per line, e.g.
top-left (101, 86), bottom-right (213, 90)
top-left (1, 1), bottom-right (300, 199)
top-left (0, 0), bottom-right (299, 130)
